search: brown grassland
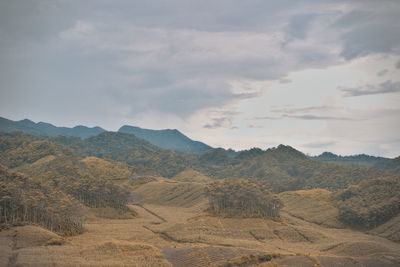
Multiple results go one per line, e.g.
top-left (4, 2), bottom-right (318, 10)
top-left (1, 177), bottom-right (400, 266)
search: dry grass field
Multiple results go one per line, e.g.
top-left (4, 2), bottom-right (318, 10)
top-left (171, 169), bottom-right (212, 183)
top-left (1, 178), bottom-right (400, 266)
top-left (279, 189), bottom-right (344, 228)
top-left (368, 214), bottom-right (400, 243)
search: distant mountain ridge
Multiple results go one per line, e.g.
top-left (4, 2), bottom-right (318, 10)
top-left (1, 116), bottom-right (398, 170)
top-left (0, 116), bottom-right (214, 154)
top-left (118, 125), bottom-right (213, 154)
top-left (0, 117), bottom-right (105, 138)
top-left (313, 151), bottom-right (400, 174)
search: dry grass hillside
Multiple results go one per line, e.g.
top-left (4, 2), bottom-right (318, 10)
top-left (133, 179), bottom-right (208, 208)
top-left (80, 156), bottom-right (133, 181)
top-left (279, 189), bottom-right (344, 228)
top-left (172, 169), bottom-right (212, 183)
top-left (1, 179), bottom-right (400, 266)
top-left (369, 214), bottom-right (400, 243)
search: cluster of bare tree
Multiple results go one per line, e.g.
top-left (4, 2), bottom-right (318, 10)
top-left (0, 165), bottom-right (84, 235)
top-left (60, 175), bottom-right (130, 209)
top-left (205, 179), bottom-right (283, 218)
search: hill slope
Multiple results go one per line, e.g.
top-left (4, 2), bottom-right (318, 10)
top-left (119, 125), bottom-right (213, 154)
top-left (51, 132), bottom-right (190, 178)
top-left (194, 145), bottom-right (392, 192)
top-left (2, 131), bottom-right (396, 193)
top-left (0, 164), bottom-right (84, 234)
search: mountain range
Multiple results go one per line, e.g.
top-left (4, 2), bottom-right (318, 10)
top-left (312, 151), bottom-right (400, 174)
top-left (0, 116), bottom-right (399, 172)
top-left (0, 116), bottom-right (212, 154)
top-left (118, 125), bottom-right (213, 154)
top-left (0, 116), bottom-right (105, 138)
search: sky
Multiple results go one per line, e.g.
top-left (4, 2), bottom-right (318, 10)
top-left (0, 0), bottom-right (399, 157)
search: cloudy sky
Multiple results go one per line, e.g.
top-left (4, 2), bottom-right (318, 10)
top-left (1, 0), bottom-right (400, 157)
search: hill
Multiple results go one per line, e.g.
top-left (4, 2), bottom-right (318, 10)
top-left (369, 214), bottom-right (400, 243)
top-left (119, 125), bottom-right (213, 154)
top-left (51, 132), bottom-right (190, 178)
top-left (0, 132), bottom-right (67, 168)
top-left (279, 189), bottom-right (344, 228)
top-left (0, 132), bottom-right (133, 213)
top-left (334, 177), bottom-right (400, 229)
top-left (172, 168), bottom-right (212, 183)
top-left (0, 116), bottom-right (105, 138)
top-left (17, 155), bottom-right (132, 210)
top-left (313, 152), bottom-right (400, 174)
top-left (0, 131), bottom-right (190, 178)
top-left (2, 131), bottom-right (397, 194)
top-left (194, 145), bottom-right (392, 192)
top-left (133, 178), bottom-right (208, 208)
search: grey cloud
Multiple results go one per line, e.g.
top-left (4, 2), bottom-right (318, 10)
top-left (333, 4), bottom-right (400, 60)
top-left (283, 114), bottom-right (352, 121)
top-left (340, 80), bottom-right (400, 97)
top-left (279, 78), bottom-right (292, 84)
top-left (252, 116), bottom-right (281, 120)
top-left (251, 114), bottom-right (352, 121)
top-left (248, 125), bottom-right (264, 129)
top-left (377, 69), bottom-right (388, 77)
top-left (270, 106), bottom-right (335, 114)
top-left (1, 0), bottom-right (399, 129)
top-left (204, 117), bottom-right (237, 129)
top-left (303, 141), bottom-right (336, 148)
top-left (285, 13), bottom-right (316, 40)
top-left (396, 60), bottom-right (400, 69)
top-left (253, 105), bottom-right (354, 121)
top-left (117, 80), bottom-right (256, 117)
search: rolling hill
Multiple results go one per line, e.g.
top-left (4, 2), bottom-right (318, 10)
top-left (193, 145), bottom-right (393, 192)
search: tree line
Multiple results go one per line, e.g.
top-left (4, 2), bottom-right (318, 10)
top-left (20, 155), bottom-right (131, 210)
top-left (205, 178), bottom-right (283, 218)
top-left (0, 165), bottom-right (84, 235)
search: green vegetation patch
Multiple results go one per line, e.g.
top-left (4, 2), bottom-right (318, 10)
top-left (335, 177), bottom-right (400, 228)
